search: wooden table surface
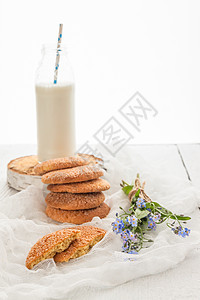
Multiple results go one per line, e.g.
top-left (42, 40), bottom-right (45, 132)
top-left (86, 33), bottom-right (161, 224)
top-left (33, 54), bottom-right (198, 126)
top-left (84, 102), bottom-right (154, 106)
top-left (0, 144), bottom-right (200, 300)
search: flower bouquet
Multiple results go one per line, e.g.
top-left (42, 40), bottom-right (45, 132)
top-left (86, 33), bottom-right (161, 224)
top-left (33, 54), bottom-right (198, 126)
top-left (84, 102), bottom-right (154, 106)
top-left (112, 174), bottom-right (191, 254)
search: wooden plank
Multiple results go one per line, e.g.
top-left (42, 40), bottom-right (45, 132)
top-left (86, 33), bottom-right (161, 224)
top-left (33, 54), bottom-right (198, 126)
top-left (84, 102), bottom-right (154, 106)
top-left (178, 144), bottom-right (200, 188)
top-left (0, 144), bottom-right (188, 199)
top-left (118, 144), bottom-right (188, 179)
top-left (0, 144), bottom-right (187, 181)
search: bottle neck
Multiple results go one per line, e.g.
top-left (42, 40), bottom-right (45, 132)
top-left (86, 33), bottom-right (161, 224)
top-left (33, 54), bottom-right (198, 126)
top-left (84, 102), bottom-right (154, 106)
top-left (35, 44), bottom-right (74, 86)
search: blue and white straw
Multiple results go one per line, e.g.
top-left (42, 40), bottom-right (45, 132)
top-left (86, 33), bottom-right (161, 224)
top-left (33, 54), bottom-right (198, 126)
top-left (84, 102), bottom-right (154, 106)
top-left (54, 24), bottom-right (63, 84)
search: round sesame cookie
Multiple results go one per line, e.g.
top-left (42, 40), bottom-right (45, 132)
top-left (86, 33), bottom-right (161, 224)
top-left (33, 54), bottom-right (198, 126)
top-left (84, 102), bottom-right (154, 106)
top-left (33, 155), bottom-right (88, 175)
top-left (54, 226), bottom-right (106, 263)
top-left (46, 202), bottom-right (110, 224)
top-left (26, 228), bottom-right (80, 269)
top-left (42, 164), bottom-right (104, 184)
top-left (45, 192), bottom-right (105, 210)
top-left (34, 154), bottom-right (103, 175)
top-left (47, 178), bottom-right (110, 194)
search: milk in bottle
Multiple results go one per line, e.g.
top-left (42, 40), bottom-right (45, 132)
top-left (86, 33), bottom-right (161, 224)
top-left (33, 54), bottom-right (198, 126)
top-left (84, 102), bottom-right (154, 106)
top-left (35, 44), bottom-right (75, 161)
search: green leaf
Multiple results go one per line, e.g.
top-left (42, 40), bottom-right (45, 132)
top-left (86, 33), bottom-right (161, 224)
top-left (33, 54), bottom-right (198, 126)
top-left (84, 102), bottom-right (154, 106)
top-left (137, 210), bottom-right (150, 219)
top-left (150, 202), bottom-right (191, 221)
top-left (134, 189), bottom-right (140, 198)
top-left (122, 185), bottom-right (133, 195)
top-left (135, 208), bottom-right (149, 219)
top-left (135, 208), bottom-right (142, 218)
top-left (151, 201), bottom-right (160, 207)
top-left (170, 215), bottom-right (191, 221)
top-left (151, 202), bottom-right (173, 215)
top-left (140, 220), bottom-right (148, 230)
top-left (145, 203), bottom-right (152, 209)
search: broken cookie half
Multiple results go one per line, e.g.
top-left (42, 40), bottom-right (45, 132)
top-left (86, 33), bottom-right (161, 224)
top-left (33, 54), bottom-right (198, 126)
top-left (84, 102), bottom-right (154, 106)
top-left (26, 228), bottom-right (80, 269)
top-left (54, 226), bottom-right (106, 263)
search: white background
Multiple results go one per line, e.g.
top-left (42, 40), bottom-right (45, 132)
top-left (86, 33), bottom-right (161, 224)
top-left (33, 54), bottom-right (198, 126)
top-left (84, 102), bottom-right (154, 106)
top-left (0, 0), bottom-right (199, 145)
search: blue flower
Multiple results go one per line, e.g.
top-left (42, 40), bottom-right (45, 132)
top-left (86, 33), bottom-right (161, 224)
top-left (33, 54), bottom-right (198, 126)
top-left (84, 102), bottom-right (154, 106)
top-left (178, 228), bottom-right (186, 237)
top-left (126, 216), bottom-right (138, 227)
top-left (136, 198), bottom-right (146, 209)
top-left (172, 226), bottom-right (190, 237)
top-left (148, 216), bottom-right (156, 230)
top-left (121, 232), bottom-right (128, 242)
top-left (152, 214), bottom-right (161, 222)
top-left (112, 218), bottom-right (124, 234)
top-left (128, 250), bottom-right (138, 254)
top-left (121, 228), bottom-right (137, 244)
top-left (122, 242), bottom-right (129, 252)
top-left (128, 232), bottom-right (137, 241)
top-left (121, 231), bottom-right (129, 242)
top-left (121, 229), bottom-right (130, 242)
top-left (178, 227), bottom-right (191, 238)
top-left (184, 228), bottom-right (190, 236)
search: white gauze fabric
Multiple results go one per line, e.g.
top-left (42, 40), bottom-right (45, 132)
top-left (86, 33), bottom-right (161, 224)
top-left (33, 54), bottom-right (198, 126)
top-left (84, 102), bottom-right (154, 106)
top-left (0, 147), bottom-right (200, 300)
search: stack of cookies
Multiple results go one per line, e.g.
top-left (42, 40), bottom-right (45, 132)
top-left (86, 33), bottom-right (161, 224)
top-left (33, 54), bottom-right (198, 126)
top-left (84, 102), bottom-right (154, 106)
top-left (34, 154), bottom-right (110, 224)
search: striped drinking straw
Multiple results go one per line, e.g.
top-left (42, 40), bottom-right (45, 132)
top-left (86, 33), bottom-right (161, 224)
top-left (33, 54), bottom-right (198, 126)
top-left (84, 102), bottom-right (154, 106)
top-left (54, 24), bottom-right (63, 84)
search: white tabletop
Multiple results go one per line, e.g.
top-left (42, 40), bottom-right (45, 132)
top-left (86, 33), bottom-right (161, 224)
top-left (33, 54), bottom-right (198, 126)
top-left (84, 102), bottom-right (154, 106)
top-left (0, 144), bottom-right (200, 300)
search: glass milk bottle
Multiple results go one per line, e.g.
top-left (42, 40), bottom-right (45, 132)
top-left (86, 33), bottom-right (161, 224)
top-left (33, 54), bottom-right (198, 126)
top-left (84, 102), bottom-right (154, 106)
top-left (35, 44), bottom-right (75, 162)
